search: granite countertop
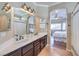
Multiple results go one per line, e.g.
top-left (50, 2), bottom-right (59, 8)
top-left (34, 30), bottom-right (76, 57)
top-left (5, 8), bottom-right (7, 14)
top-left (0, 32), bottom-right (47, 56)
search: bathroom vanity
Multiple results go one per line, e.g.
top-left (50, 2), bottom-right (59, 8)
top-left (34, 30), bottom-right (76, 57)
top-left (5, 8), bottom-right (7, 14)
top-left (0, 33), bottom-right (47, 56)
top-left (0, 5), bottom-right (47, 56)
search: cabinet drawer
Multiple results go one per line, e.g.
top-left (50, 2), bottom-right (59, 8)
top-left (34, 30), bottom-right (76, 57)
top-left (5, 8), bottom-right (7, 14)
top-left (45, 35), bottom-right (47, 39)
top-left (45, 41), bottom-right (47, 46)
top-left (45, 39), bottom-right (47, 45)
top-left (5, 48), bottom-right (21, 56)
top-left (34, 39), bottom-right (40, 46)
top-left (23, 48), bottom-right (33, 56)
top-left (22, 43), bottom-right (33, 55)
top-left (34, 43), bottom-right (41, 56)
top-left (35, 44), bottom-right (40, 49)
top-left (41, 43), bottom-right (45, 49)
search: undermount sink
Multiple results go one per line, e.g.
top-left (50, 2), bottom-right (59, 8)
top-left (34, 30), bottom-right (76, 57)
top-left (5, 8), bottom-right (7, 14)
top-left (15, 39), bottom-right (29, 43)
top-left (14, 33), bottom-right (37, 43)
top-left (14, 34), bottom-right (34, 43)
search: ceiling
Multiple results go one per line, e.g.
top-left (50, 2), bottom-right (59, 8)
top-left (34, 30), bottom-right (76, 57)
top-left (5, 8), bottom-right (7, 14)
top-left (50, 9), bottom-right (67, 19)
top-left (36, 2), bottom-right (56, 5)
top-left (0, 2), bottom-right (76, 18)
top-left (34, 2), bottom-right (62, 7)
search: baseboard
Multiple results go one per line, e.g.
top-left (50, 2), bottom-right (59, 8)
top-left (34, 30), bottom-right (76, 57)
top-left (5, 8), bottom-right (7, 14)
top-left (47, 44), bottom-right (50, 46)
top-left (66, 48), bottom-right (71, 52)
top-left (71, 46), bottom-right (79, 56)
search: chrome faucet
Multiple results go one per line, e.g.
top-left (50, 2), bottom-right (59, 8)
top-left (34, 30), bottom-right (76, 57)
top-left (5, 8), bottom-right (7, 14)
top-left (15, 34), bottom-right (24, 41)
top-left (19, 35), bottom-right (24, 40)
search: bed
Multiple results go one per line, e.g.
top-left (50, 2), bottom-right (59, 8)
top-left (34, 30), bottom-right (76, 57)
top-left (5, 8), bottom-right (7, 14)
top-left (53, 31), bottom-right (67, 42)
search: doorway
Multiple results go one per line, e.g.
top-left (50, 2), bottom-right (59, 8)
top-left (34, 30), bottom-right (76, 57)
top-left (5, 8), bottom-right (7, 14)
top-left (50, 9), bottom-right (67, 50)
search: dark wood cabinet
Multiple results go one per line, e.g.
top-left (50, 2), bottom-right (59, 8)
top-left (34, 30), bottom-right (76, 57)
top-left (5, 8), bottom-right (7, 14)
top-left (33, 39), bottom-right (41, 56)
top-left (23, 48), bottom-right (33, 56)
top-left (34, 39), bottom-right (40, 46)
top-left (22, 43), bottom-right (33, 55)
top-left (41, 41), bottom-right (45, 49)
top-left (5, 48), bottom-right (21, 56)
top-left (41, 35), bottom-right (47, 50)
top-left (5, 35), bottom-right (47, 56)
top-left (34, 46), bottom-right (40, 56)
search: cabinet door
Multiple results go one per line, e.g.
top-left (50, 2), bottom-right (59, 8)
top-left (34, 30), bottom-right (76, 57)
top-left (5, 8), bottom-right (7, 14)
top-left (5, 48), bottom-right (21, 56)
top-left (33, 39), bottom-right (41, 56)
top-left (34, 45), bottom-right (40, 56)
top-left (23, 48), bottom-right (33, 56)
top-left (44, 35), bottom-right (47, 46)
top-left (41, 40), bottom-right (45, 49)
top-left (41, 35), bottom-right (47, 50)
top-left (34, 39), bottom-right (40, 46)
top-left (22, 43), bottom-right (33, 55)
top-left (41, 36), bottom-right (45, 49)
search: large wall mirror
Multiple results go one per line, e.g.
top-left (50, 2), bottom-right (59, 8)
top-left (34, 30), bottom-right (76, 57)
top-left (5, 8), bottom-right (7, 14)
top-left (27, 16), bottom-right (35, 34)
top-left (40, 18), bottom-right (47, 32)
top-left (0, 3), bottom-right (35, 35)
top-left (13, 7), bottom-right (30, 35)
top-left (13, 7), bottom-right (35, 35)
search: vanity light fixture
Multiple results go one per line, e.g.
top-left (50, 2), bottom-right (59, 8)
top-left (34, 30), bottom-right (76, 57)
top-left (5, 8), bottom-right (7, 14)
top-left (32, 9), bottom-right (35, 13)
top-left (2, 3), bottom-right (11, 12)
top-left (30, 9), bottom-right (34, 13)
top-left (21, 3), bottom-right (35, 14)
top-left (28, 7), bottom-right (32, 12)
top-left (21, 3), bottom-right (28, 11)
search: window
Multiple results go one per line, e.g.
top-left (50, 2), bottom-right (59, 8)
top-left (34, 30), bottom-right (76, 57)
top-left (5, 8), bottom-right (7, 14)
top-left (51, 22), bottom-right (66, 30)
top-left (40, 18), bottom-right (46, 32)
top-left (28, 16), bottom-right (35, 33)
top-left (62, 23), bottom-right (66, 30)
top-left (50, 9), bottom-right (67, 31)
top-left (51, 23), bottom-right (61, 30)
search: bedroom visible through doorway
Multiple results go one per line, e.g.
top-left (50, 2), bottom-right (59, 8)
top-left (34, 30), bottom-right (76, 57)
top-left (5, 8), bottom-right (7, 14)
top-left (50, 9), bottom-right (67, 49)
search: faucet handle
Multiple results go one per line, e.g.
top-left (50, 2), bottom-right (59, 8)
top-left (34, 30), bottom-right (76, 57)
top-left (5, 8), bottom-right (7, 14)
top-left (19, 35), bottom-right (24, 40)
top-left (21, 36), bottom-right (24, 39)
top-left (22, 36), bottom-right (24, 39)
top-left (15, 34), bottom-right (18, 37)
top-left (15, 34), bottom-right (19, 41)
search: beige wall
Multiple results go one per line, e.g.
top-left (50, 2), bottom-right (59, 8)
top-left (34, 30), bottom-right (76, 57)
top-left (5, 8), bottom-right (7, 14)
top-left (35, 16), bottom-right (40, 33)
top-left (0, 15), bottom-right (9, 31)
top-left (66, 13), bottom-right (71, 51)
top-left (35, 15), bottom-right (48, 32)
top-left (47, 11), bottom-right (50, 45)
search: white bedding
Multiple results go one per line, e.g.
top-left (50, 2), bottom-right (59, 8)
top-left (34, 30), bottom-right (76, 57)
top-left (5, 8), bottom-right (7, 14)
top-left (53, 31), bottom-right (67, 38)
